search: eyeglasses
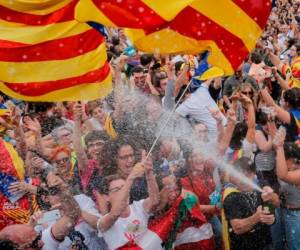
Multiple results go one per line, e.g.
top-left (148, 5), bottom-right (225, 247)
top-left (60, 132), bottom-right (71, 138)
top-left (55, 157), bottom-right (70, 165)
top-left (87, 141), bottom-right (104, 148)
top-left (109, 185), bottom-right (124, 193)
top-left (118, 154), bottom-right (135, 161)
top-left (242, 91), bottom-right (254, 97)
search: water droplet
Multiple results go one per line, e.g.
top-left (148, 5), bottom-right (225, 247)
top-left (138, 7), bottom-right (144, 13)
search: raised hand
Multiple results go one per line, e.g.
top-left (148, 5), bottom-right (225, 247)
top-left (239, 93), bottom-right (253, 107)
top-left (128, 163), bottom-right (145, 180)
top-left (73, 102), bottom-right (83, 122)
top-left (261, 186), bottom-right (274, 202)
top-left (273, 127), bottom-right (286, 149)
top-left (227, 109), bottom-right (237, 124)
top-left (8, 181), bottom-right (29, 195)
top-left (208, 108), bottom-right (223, 123)
top-left (28, 211), bottom-right (44, 227)
top-left (23, 117), bottom-right (41, 134)
top-left (141, 150), bottom-right (153, 174)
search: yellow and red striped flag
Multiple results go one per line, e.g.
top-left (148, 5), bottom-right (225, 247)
top-left (0, 0), bottom-right (112, 101)
top-left (75, 0), bottom-right (193, 28)
top-left (75, 0), bottom-right (272, 75)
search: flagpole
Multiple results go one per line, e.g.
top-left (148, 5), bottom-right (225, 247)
top-left (146, 79), bottom-right (193, 159)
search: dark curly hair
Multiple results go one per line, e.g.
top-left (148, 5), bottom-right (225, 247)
top-left (283, 88), bottom-right (300, 109)
top-left (101, 136), bottom-right (137, 176)
top-left (283, 142), bottom-right (300, 163)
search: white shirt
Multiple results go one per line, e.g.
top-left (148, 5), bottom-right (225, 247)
top-left (42, 194), bottom-right (106, 250)
top-left (101, 200), bottom-right (149, 250)
top-left (176, 84), bottom-right (226, 139)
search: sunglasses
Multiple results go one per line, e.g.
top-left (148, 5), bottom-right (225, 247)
top-left (55, 157), bottom-right (69, 165)
top-left (242, 91), bottom-right (254, 97)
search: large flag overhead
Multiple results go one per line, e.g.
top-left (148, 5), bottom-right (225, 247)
top-left (0, 0), bottom-right (112, 102)
top-left (75, 0), bottom-right (194, 29)
top-left (76, 0), bottom-right (272, 74)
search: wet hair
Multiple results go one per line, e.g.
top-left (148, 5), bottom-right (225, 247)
top-left (41, 117), bottom-right (65, 137)
top-left (50, 145), bottom-right (72, 162)
top-left (27, 102), bottom-right (55, 114)
top-left (101, 136), bottom-right (136, 176)
top-left (152, 71), bottom-right (168, 88)
top-left (175, 61), bottom-right (184, 75)
top-left (256, 110), bottom-right (268, 126)
top-left (140, 54), bottom-right (154, 67)
top-left (229, 122), bottom-right (248, 149)
top-left (283, 88), bottom-right (300, 109)
top-left (283, 143), bottom-right (300, 162)
top-left (250, 51), bottom-right (263, 64)
top-left (0, 239), bottom-right (17, 250)
top-left (156, 173), bottom-right (182, 192)
top-left (51, 125), bottom-right (73, 141)
top-left (84, 130), bottom-right (109, 146)
top-left (291, 43), bottom-right (300, 55)
top-left (132, 65), bottom-right (145, 74)
top-left (98, 174), bottom-right (124, 195)
top-left (87, 100), bottom-right (103, 116)
top-left (233, 157), bottom-right (256, 174)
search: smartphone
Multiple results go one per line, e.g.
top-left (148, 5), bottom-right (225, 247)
top-left (0, 173), bottom-right (27, 203)
top-left (37, 209), bottom-right (61, 224)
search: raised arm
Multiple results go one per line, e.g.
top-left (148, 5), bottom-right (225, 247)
top-left (173, 64), bottom-right (189, 98)
top-left (273, 130), bottom-right (300, 185)
top-left (97, 164), bottom-right (145, 232)
top-left (218, 109), bottom-right (237, 155)
top-left (260, 87), bottom-right (291, 124)
top-left (142, 152), bottom-right (160, 213)
top-left (255, 130), bottom-right (273, 153)
top-left (72, 103), bottom-right (89, 174)
top-left (241, 94), bottom-right (256, 144)
top-left (47, 173), bottom-right (81, 241)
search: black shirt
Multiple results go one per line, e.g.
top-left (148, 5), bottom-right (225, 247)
top-left (223, 191), bottom-right (272, 250)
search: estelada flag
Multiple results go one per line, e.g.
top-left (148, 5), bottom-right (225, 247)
top-left (0, 0), bottom-right (111, 101)
top-left (76, 0), bottom-right (272, 75)
top-left (0, 138), bottom-right (34, 229)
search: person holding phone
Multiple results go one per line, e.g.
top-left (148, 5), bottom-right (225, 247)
top-left (0, 172), bottom-right (81, 250)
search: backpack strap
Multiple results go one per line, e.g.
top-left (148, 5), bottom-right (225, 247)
top-left (221, 187), bottom-right (240, 250)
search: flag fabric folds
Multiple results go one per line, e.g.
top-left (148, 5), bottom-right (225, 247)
top-left (0, 0), bottom-right (112, 102)
top-left (76, 0), bottom-right (272, 75)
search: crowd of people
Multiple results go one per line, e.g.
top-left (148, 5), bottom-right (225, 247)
top-left (0, 0), bottom-right (300, 249)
